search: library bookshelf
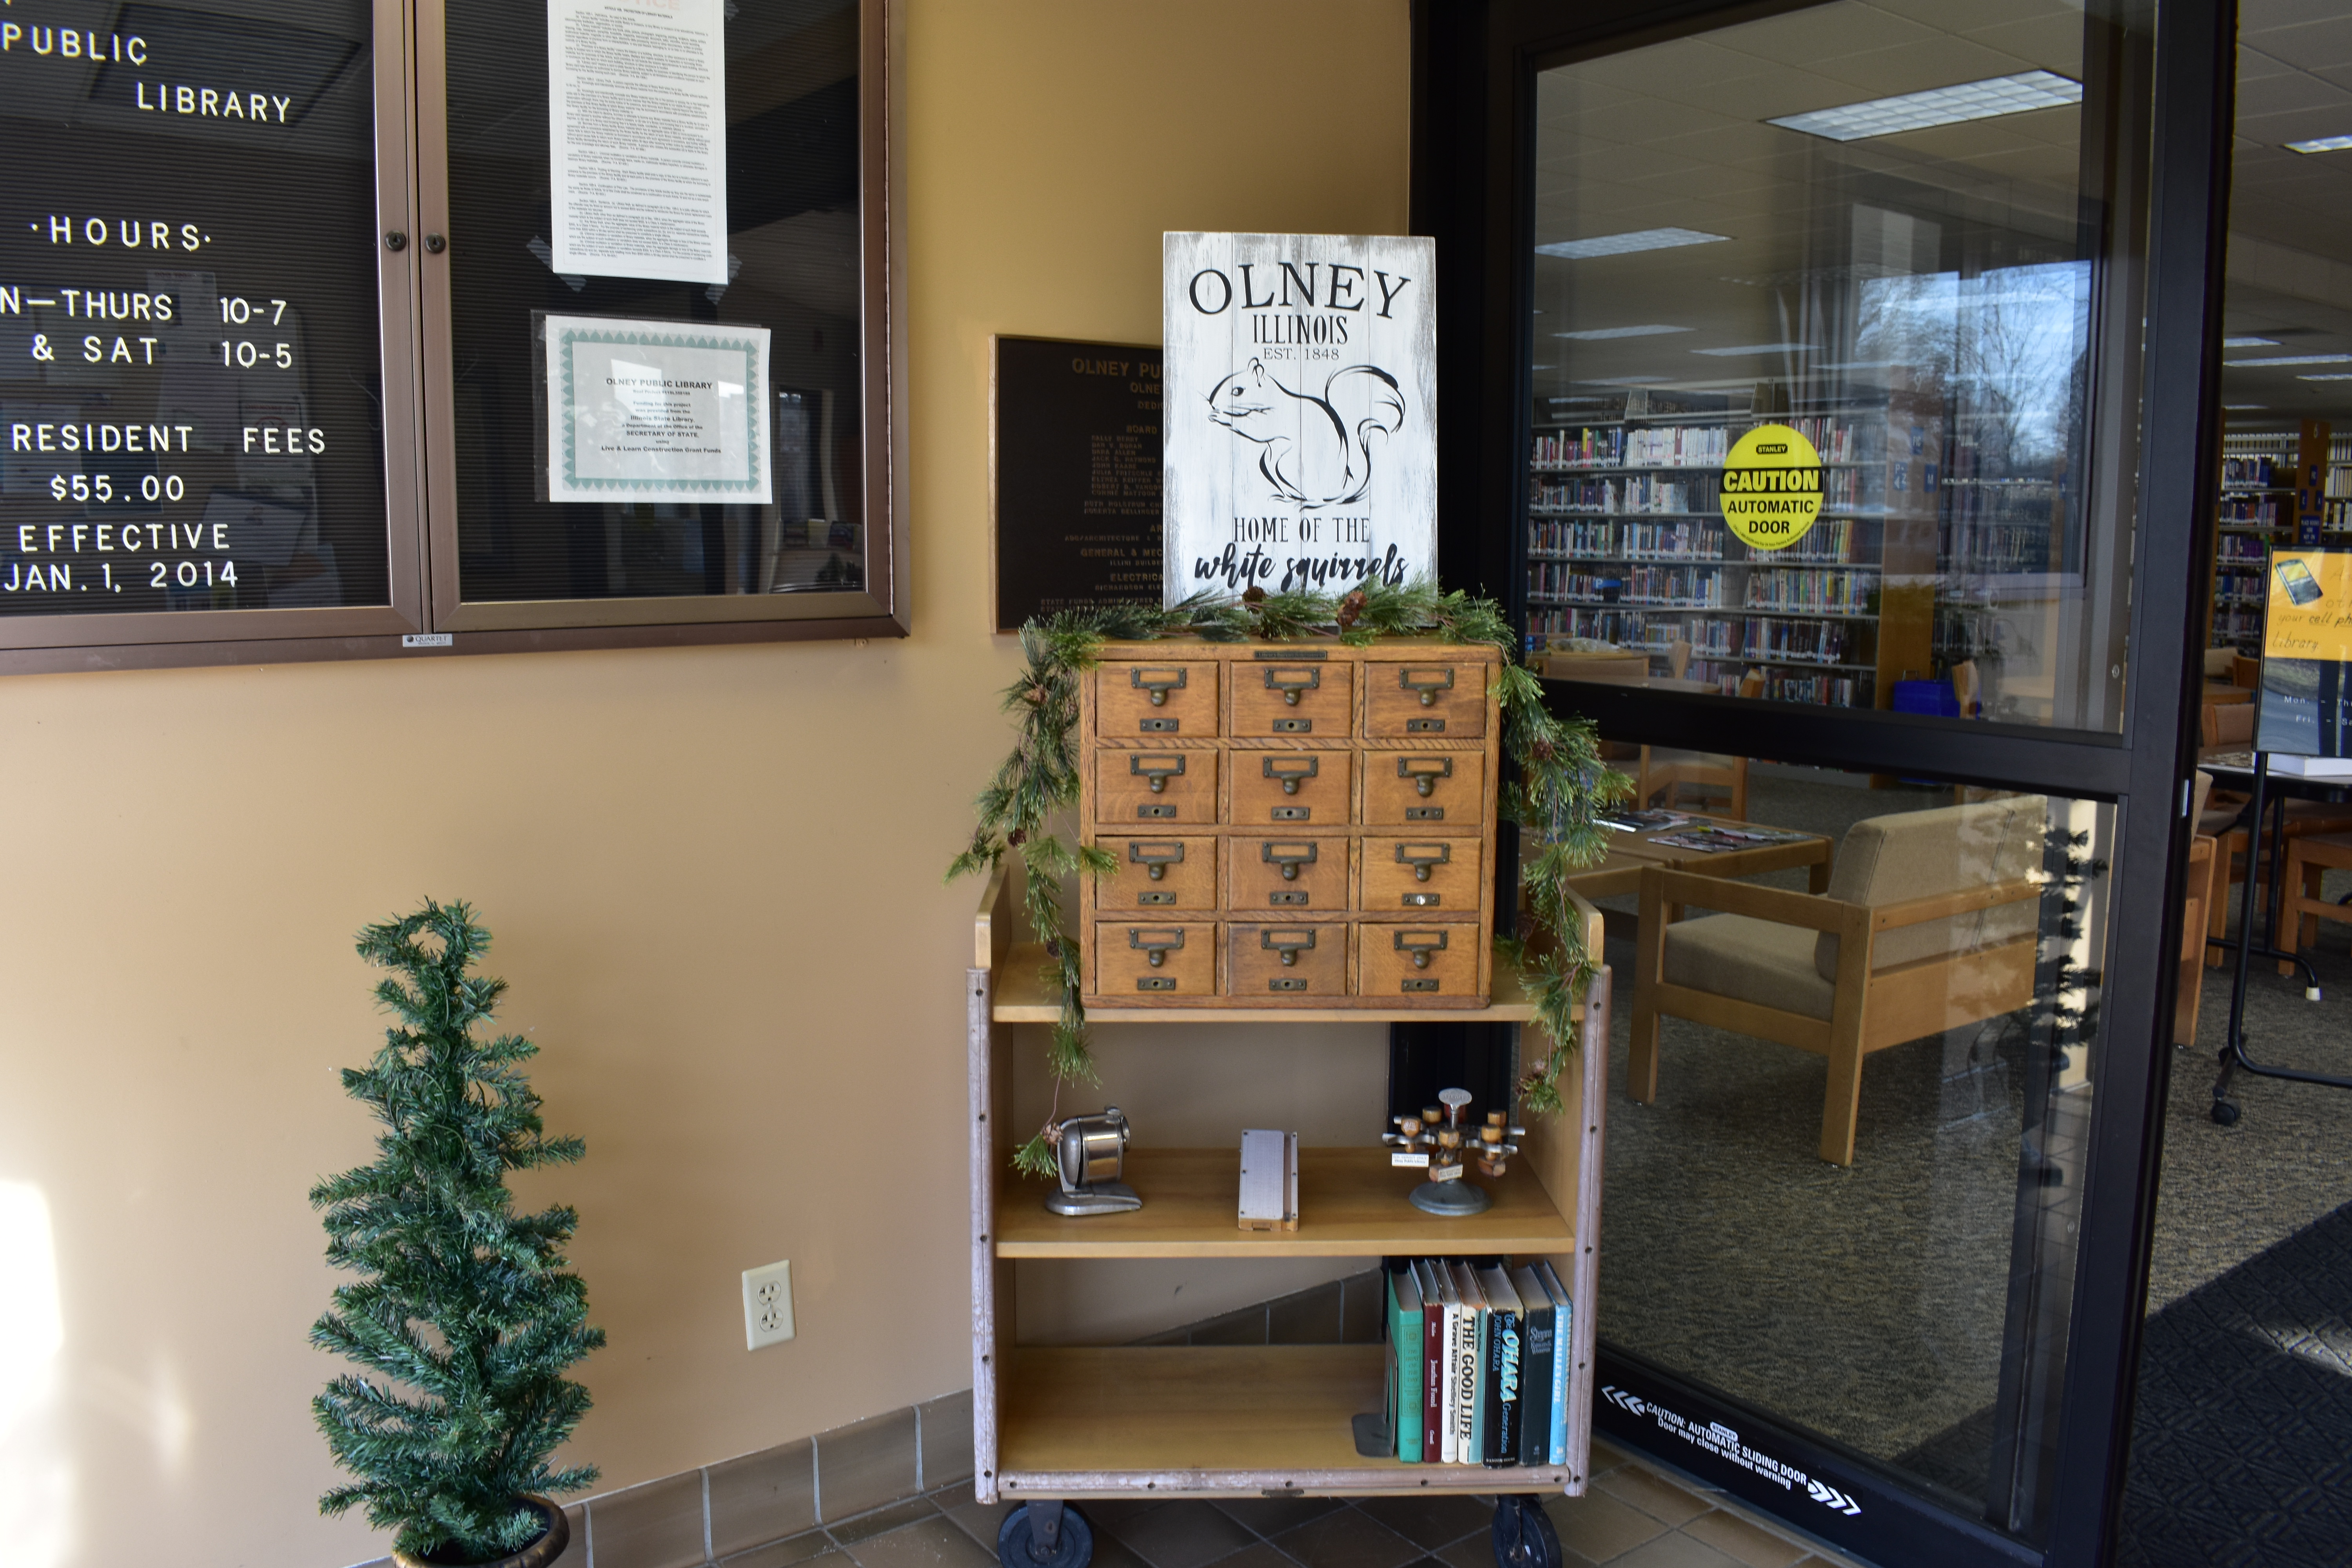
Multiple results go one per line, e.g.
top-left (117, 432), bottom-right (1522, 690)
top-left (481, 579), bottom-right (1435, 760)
top-left (966, 855), bottom-right (1609, 1511)
top-left (2213, 420), bottom-right (2342, 653)
top-left (1527, 388), bottom-right (1896, 708)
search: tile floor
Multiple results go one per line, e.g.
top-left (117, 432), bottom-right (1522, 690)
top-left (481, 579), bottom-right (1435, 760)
top-left (737, 1439), bottom-right (1872, 1568)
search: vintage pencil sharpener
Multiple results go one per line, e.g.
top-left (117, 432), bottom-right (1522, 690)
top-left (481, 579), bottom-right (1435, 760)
top-left (1045, 1107), bottom-right (1143, 1217)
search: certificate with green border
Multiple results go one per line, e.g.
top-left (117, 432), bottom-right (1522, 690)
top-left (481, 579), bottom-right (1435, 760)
top-left (544, 314), bottom-right (772, 504)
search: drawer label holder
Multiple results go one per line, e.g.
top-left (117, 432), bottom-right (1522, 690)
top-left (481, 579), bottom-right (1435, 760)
top-left (1261, 927), bottom-right (1318, 967)
top-left (1262, 841), bottom-right (1319, 881)
top-left (1130, 667), bottom-right (1187, 706)
top-left (1400, 666), bottom-right (1455, 706)
top-left (1130, 754), bottom-right (1186, 794)
top-left (1129, 927), bottom-right (1186, 969)
top-left (1128, 841), bottom-right (1185, 880)
top-left (1394, 927), bottom-right (1449, 969)
top-left (1399, 756), bottom-right (1453, 797)
top-left (1263, 666), bottom-right (1321, 706)
top-left (1395, 842), bottom-right (1452, 883)
top-left (1263, 756), bottom-right (1319, 795)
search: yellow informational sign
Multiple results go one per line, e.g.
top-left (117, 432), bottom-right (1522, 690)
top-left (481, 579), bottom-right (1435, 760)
top-left (1719, 423), bottom-right (1824, 550)
top-left (2263, 550), bottom-right (2352, 664)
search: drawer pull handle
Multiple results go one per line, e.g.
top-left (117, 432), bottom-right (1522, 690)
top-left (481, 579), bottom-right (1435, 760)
top-left (1261, 927), bottom-right (1317, 967)
top-left (1395, 842), bottom-right (1452, 883)
top-left (1263, 666), bottom-right (1321, 706)
top-left (1130, 667), bottom-right (1187, 707)
top-left (1130, 754), bottom-right (1186, 794)
top-left (1399, 756), bottom-right (1454, 797)
top-left (1400, 667), bottom-right (1454, 706)
top-left (1129, 841), bottom-right (1185, 881)
top-left (1394, 928), bottom-right (1450, 969)
top-left (1129, 927), bottom-right (1186, 968)
top-left (1262, 841), bottom-right (1318, 881)
top-left (1262, 755), bottom-right (1319, 795)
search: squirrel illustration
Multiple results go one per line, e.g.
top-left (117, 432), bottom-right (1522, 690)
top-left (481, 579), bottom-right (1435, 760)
top-left (1205, 359), bottom-right (1406, 510)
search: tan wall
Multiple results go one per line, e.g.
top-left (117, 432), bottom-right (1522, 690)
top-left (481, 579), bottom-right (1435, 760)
top-left (0, 4), bottom-right (1409, 1566)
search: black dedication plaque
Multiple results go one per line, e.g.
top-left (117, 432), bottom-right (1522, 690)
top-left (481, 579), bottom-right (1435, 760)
top-left (992, 336), bottom-right (1161, 630)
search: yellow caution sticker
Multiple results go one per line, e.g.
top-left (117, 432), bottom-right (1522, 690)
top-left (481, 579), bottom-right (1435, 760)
top-left (1720, 423), bottom-right (1823, 551)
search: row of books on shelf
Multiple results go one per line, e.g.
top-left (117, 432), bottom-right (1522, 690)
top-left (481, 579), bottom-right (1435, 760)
top-left (1626, 425), bottom-right (1730, 468)
top-left (1530, 476), bottom-right (1715, 514)
top-left (1528, 519), bottom-right (1723, 560)
top-left (1748, 568), bottom-right (1871, 613)
top-left (1530, 428), bottom-right (1625, 468)
top-left (1384, 1258), bottom-right (1572, 1468)
top-left (2216, 536), bottom-right (2273, 563)
top-left (2211, 610), bottom-right (2262, 643)
top-left (2221, 455), bottom-right (2279, 488)
top-left (1526, 518), bottom-right (1866, 565)
top-left (1938, 521), bottom-right (2054, 574)
top-left (2220, 496), bottom-right (2283, 526)
top-left (1761, 671), bottom-right (1862, 706)
top-left (1743, 615), bottom-right (1855, 664)
top-left (1526, 564), bottom-right (1726, 607)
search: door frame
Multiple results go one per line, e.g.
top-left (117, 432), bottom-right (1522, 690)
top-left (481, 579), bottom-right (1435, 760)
top-left (1410, 0), bottom-right (2235, 1561)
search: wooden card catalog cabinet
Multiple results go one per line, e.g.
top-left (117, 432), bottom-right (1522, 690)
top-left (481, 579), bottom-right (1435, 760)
top-left (1080, 639), bottom-right (1502, 1007)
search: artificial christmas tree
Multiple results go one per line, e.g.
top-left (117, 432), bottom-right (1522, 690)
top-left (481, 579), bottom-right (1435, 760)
top-left (310, 898), bottom-right (604, 1566)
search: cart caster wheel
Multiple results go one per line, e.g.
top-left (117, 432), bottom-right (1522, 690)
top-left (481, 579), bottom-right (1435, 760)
top-left (1492, 1494), bottom-right (1562, 1568)
top-left (2212, 1098), bottom-right (2242, 1127)
top-left (997, 1503), bottom-right (1093, 1568)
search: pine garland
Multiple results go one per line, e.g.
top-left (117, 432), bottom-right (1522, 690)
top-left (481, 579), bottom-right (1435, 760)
top-left (310, 899), bottom-right (605, 1563)
top-left (947, 579), bottom-right (1630, 1176)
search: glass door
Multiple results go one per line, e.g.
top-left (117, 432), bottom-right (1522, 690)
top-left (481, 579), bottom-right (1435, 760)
top-left (1417, 0), bottom-right (2230, 1561)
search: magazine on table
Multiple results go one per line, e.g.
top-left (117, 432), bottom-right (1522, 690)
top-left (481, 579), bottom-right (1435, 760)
top-left (1648, 825), bottom-right (1810, 853)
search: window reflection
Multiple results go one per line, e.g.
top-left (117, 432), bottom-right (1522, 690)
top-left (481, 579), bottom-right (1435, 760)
top-left (1526, 0), bottom-right (2150, 732)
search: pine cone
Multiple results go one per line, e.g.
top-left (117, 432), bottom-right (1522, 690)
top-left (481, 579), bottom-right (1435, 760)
top-left (1242, 585), bottom-right (1267, 605)
top-left (1021, 683), bottom-right (1046, 706)
top-left (1007, 828), bottom-right (1027, 848)
top-left (1529, 737), bottom-right (1558, 763)
top-left (1336, 590), bottom-right (1366, 629)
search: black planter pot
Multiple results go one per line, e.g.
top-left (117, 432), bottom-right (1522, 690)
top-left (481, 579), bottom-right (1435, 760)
top-left (391, 1496), bottom-right (569, 1568)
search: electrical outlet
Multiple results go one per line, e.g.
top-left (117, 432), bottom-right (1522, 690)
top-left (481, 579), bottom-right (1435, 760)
top-left (742, 1260), bottom-right (795, 1350)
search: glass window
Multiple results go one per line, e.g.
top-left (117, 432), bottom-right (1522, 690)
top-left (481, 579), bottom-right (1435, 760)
top-left (1527, 0), bottom-right (2152, 732)
top-left (1575, 753), bottom-right (2110, 1541)
top-left (436, 0), bottom-right (875, 616)
top-left (0, 0), bottom-right (392, 622)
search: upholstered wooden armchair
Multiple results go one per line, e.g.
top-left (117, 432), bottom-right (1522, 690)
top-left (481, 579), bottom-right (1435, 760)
top-left (1630, 797), bottom-right (2047, 1165)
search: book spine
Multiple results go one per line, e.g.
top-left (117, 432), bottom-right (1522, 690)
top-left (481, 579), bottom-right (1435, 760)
top-left (1430, 1298), bottom-right (1449, 1467)
top-left (1543, 1263), bottom-right (1570, 1466)
top-left (1519, 1302), bottom-right (1552, 1468)
top-left (1485, 1307), bottom-right (1520, 1466)
top-left (1466, 1306), bottom-right (1486, 1464)
top-left (1421, 1283), bottom-right (1443, 1464)
top-left (1391, 1278), bottom-right (1421, 1463)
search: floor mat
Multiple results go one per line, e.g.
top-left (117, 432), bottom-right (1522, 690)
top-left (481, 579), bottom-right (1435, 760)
top-left (2115, 1198), bottom-right (2352, 1567)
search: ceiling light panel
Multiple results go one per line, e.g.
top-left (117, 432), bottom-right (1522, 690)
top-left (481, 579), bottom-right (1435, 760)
top-left (2228, 354), bottom-right (2352, 367)
top-left (1768, 71), bottom-right (2082, 143)
top-left (2286, 134), bottom-right (2352, 154)
top-left (2298, 374), bottom-right (2352, 381)
top-left (1536, 228), bottom-right (1730, 260)
top-left (1691, 342), bottom-right (1813, 357)
top-left (1554, 325), bottom-right (1691, 340)
top-left (2222, 336), bottom-right (2279, 348)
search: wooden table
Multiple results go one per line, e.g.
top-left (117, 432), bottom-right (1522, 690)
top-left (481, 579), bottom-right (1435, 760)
top-left (1559, 815), bottom-right (1834, 902)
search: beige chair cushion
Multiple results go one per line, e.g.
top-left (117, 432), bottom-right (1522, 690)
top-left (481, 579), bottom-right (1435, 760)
top-left (1662, 913), bottom-right (1836, 1021)
top-left (2205, 646), bottom-right (2239, 679)
top-left (1813, 797), bottom-right (2046, 982)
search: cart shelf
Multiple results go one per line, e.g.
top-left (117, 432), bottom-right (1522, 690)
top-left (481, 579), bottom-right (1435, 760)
top-left (994, 1346), bottom-right (1578, 1495)
top-left (993, 1147), bottom-right (1577, 1259)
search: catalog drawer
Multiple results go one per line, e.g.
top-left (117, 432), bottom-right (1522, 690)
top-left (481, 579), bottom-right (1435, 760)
top-left (1225, 835), bottom-right (1348, 913)
top-left (1228, 922), bottom-right (1348, 998)
top-left (1360, 837), bottom-right (1484, 914)
top-left (1094, 836), bottom-right (1217, 911)
top-left (1098, 661), bottom-right (1220, 738)
top-left (1095, 749), bottom-right (1218, 826)
top-left (1230, 749), bottom-right (1354, 826)
top-left (1232, 657), bottom-right (1354, 738)
top-left (1363, 751), bottom-right (1487, 827)
top-left (1092, 921), bottom-right (1216, 996)
top-left (1358, 922), bottom-right (1480, 999)
top-left (1365, 661), bottom-right (1488, 739)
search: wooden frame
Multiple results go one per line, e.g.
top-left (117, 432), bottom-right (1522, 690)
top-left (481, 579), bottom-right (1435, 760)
top-left (969, 857), bottom-right (1609, 1502)
top-left (1630, 866), bottom-right (2040, 1166)
top-left (411, 0), bottom-right (908, 650)
top-left (0, 0), bottom-right (432, 675)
